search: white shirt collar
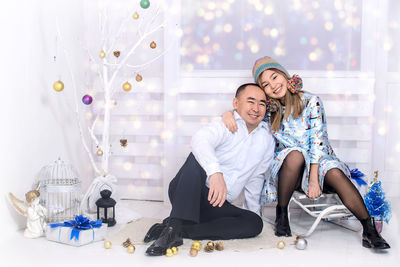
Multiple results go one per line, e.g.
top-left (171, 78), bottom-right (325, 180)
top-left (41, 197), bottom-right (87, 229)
top-left (233, 110), bottom-right (268, 131)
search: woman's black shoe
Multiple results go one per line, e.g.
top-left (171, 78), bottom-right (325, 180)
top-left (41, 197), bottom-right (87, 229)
top-left (361, 217), bottom-right (390, 249)
top-left (275, 205), bottom-right (292, 237)
top-left (143, 218), bottom-right (169, 243)
top-left (145, 226), bottom-right (183, 256)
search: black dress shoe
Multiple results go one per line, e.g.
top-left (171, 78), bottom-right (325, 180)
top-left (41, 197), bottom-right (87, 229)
top-left (143, 218), bottom-right (169, 243)
top-left (275, 205), bottom-right (292, 237)
top-left (361, 217), bottom-right (390, 249)
top-left (146, 226), bottom-right (183, 256)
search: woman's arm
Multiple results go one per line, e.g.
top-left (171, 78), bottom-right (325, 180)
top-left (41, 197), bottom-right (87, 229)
top-left (222, 110), bottom-right (238, 133)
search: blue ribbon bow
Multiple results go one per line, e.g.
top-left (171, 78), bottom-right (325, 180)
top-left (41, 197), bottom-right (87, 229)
top-left (349, 168), bottom-right (367, 186)
top-left (50, 215), bottom-right (102, 241)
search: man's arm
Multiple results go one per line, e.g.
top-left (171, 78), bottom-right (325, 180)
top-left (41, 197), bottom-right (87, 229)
top-left (191, 118), bottom-right (229, 207)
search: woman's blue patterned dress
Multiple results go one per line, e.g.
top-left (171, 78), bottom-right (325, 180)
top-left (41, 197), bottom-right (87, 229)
top-left (261, 92), bottom-right (350, 204)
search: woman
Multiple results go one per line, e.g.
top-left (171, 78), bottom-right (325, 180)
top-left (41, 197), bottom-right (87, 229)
top-left (222, 56), bottom-right (390, 249)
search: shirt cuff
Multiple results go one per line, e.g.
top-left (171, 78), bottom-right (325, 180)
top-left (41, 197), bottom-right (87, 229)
top-left (204, 162), bottom-right (221, 177)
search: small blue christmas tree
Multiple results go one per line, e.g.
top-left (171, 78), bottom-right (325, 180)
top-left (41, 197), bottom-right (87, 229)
top-left (364, 171), bottom-right (392, 223)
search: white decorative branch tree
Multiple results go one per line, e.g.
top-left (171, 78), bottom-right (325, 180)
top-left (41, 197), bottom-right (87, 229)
top-left (54, 0), bottom-right (172, 217)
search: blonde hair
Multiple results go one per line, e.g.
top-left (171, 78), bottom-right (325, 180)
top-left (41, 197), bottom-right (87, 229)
top-left (25, 190), bottom-right (40, 204)
top-left (257, 69), bottom-right (304, 131)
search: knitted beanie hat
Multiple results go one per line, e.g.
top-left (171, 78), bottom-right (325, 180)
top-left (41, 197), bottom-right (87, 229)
top-left (252, 56), bottom-right (290, 83)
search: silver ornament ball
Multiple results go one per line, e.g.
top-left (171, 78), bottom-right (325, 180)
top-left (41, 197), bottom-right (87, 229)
top-left (295, 237), bottom-right (308, 250)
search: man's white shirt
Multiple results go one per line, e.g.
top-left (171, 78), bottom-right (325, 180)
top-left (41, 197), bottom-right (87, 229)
top-left (191, 111), bottom-right (275, 214)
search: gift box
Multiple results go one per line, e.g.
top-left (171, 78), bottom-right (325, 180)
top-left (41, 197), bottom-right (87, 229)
top-left (46, 215), bottom-right (107, 246)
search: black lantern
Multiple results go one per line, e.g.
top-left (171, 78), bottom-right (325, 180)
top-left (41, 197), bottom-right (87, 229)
top-left (95, 189), bottom-right (116, 227)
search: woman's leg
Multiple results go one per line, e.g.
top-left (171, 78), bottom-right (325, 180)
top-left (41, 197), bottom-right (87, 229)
top-left (324, 168), bottom-right (390, 249)
top-left (275, 150), bottom-right (305, 236)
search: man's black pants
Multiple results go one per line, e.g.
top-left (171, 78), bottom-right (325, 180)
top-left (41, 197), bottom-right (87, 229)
top-left (167, 153), bottom-right (263, 240)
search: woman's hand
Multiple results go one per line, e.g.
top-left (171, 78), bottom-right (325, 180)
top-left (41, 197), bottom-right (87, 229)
top-left (307, 177), bottom-right (322, 199)
top-left (222, 110), bottom-right (238, 133)
top-left (307, 164), bottom-right (321, 199)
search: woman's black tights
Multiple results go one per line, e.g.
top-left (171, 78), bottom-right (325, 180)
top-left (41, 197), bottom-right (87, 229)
top-left (277, 151), bottom-right (369, 220)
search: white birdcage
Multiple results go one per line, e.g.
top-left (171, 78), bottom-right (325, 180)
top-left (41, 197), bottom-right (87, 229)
top-left (35, 158), bottom-right (81, 223)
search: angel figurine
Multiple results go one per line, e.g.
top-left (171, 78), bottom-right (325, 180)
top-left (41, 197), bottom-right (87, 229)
top-left (8, 183), bottom-right (47, 238)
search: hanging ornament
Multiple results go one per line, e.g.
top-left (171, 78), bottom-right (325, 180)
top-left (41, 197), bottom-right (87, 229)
top-left (150, 41), bottom-right (157, 49)
top-left (295, 236), bottom-right (308, 250)
top-left (122, 238), bottom-right (133, 248)
top-left (120, 138), bottom-right (128, 147)
top-left (135, 74), bottom-right (143, 82)
top-left (190, 248), bottom-right (198, 257)
top-left (53, 80), bottom-right (64, 92)
top-left (113, 51), bottom-right (120, 58)
top-left (132, 12), bottom-right (139, 20)
top-left (204, 241), bottom-right (215, 252)
top-left (99, 49), bottom-right (106, 58)
top-left (122, 81), bottom-right (132, 92)
top-left (140, 0), bottom-right (150, 9)
top-left (96, 148), bottom-right (103, 156)
top-left (277, 240), bottom-right (285, 250)
top-left (82, 94), bottom-right (93, 105)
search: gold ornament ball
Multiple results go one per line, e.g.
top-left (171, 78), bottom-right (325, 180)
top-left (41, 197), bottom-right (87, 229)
top-left (104, 240), bottom-right (112, 249)
top-left (277, 241), bottom-right (285, 250)
top-left (165, 248), bottom-right (173, 257)
top-left (133, 12), bottom-right (139, 19)
top-left (122, 81), bottom-right (132, 92)
top-left (135, 74), bottom-right (143, 82)
top-left (53, 80), bottom-right (64, 92)
top-left (96, 148), bottom-right (103, 156)
top-left (215, 241), bottom-right (224, 251)
top-left (191, 241), bottom-right (202, 251)
top-left (127, 244), bottom-right (135, 253)
top-left (99, 49), bottom-right (106, 59)
top-left (171, 246), bottom-right (178, 255)
top-left (150, 41), bottom-right (157, 49)
top-left (189, 248), bottom-right (198, 257)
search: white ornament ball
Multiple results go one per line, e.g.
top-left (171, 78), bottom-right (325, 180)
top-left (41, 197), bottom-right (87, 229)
top-left (295, 236), bottom-right (308, 250)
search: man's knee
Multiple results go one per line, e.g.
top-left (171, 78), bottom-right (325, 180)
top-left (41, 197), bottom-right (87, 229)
top-left (243, 212), bottom-right (263, 237)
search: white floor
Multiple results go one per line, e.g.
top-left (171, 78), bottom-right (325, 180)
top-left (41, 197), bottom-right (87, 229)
top-left (2, 198), bottom-right (399, 267)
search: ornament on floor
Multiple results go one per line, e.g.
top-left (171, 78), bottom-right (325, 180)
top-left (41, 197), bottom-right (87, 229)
top-left (140, 0), bottom-right (150, 9)
top-left (96, 148), bottom-right (104, 156)
top-left (132, 12), bottom-right (139, 20)
top-left (122, 238), bottom-right (133, 247)
top-left (135, 73), bottom-right (143, 82)
top-left (95, 189), bottom-right (116, 227)
top-left (53, 80), bottom-right (64, 92)
top-left (99, 49), bottom-right (106, 58)
top-left (82, 94), bottom-right (93, 105)
top-left (166, 248), bottom-right (173, 257)
top-left (123, 81), bottom-right (132, 92)
top-left (171, 246), bottom-right (178, 255)
top-left (127, 244), bottom-right (135, 253)
top-left (215, 241), bottom-right (224, 251)
top-left (120, 138), bottom-right (128, 147)
top-left (113, 51), bottom-right (120, 58)
top-left (277, 240), bottom-right (285, 249)
top-left (8, 183), bottom-right (46, 238)
top-left (363, 170), bottom-right (392, 233)
top-left (104, 240), bottom-right (112, 249)
top-left (204, 241), bottom-right (215, 252)
top-left (190, 241), bottom-right (202, 256)
top-left (150, 41), bottom-right (156, 49)
top-left (294, 236), bottom-right (308, 250)
top-left (34, 158), bottom-right (81, 223)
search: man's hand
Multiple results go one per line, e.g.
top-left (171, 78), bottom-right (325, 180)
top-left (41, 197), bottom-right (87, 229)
top-left (208, 172), bottom-right (227, 207)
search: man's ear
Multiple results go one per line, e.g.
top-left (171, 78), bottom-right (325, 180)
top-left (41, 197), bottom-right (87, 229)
top-left (232, 97), bottom-right (238, 110)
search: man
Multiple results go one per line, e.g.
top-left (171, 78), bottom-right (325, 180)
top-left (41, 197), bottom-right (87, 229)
top-left (145, 83), bottom-right (275, 256)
